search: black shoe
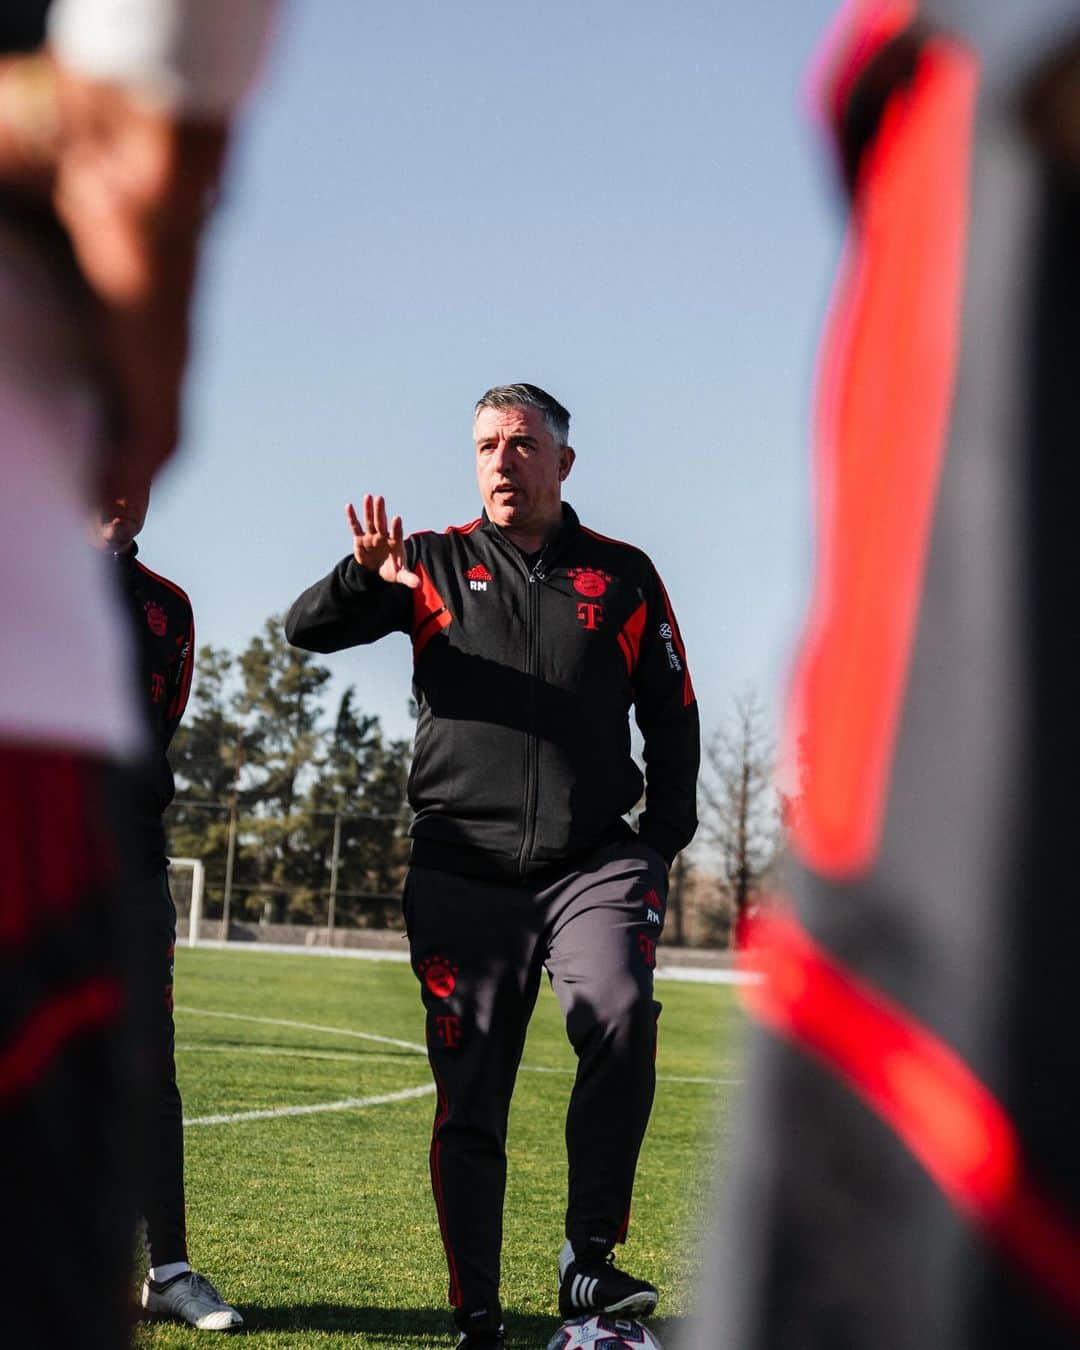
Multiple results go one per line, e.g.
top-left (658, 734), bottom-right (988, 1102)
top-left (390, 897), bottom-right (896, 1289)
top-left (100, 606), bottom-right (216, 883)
top-left (558, 1251), bottom-right (658, 1319)
top-left (455, 1328), bottom-right (505, 1349)
top-left (454, 1304), bottom-right (505, 1348)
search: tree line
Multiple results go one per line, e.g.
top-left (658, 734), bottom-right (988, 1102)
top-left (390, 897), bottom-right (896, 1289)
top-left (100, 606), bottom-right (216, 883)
top-left (166, 620), bottom-right (791, 945)
top-left (166, 617), bottom-right (412, 930)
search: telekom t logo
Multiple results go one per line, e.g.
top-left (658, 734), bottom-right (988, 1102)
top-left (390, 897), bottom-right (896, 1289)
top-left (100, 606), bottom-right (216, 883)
top-left (434, 1014), bottom-right (463, 1048)
top-left (576, 602), bottom-right (604, 631)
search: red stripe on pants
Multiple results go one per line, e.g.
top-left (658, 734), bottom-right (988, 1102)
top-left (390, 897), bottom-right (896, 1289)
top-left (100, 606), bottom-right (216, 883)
top-left (744, 911), bottom-right (1080, 1322)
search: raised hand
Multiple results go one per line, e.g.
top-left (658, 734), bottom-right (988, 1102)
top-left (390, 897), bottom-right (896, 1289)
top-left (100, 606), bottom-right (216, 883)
top-left (346, 494), bottom-right (420, 589)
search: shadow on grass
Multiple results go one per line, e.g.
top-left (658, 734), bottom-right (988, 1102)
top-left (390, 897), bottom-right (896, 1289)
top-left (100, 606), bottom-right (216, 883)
top-left (243, 1303), bottom-right (544, 1343)
top-left (242, 1304), bottom-right (688, 1346)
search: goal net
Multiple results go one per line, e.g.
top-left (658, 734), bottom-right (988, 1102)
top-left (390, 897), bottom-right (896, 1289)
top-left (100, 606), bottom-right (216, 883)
top-left (168, 857), bottom-right (205, 946)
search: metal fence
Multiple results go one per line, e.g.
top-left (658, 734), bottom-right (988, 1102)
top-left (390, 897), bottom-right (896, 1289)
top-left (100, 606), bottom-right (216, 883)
top-left (165, 797), bottom-right (410, 939)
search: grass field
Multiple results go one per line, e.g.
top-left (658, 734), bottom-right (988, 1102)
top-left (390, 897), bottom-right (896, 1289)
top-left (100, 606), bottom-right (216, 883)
top-left (133, 947), bottom-right (746, 1349)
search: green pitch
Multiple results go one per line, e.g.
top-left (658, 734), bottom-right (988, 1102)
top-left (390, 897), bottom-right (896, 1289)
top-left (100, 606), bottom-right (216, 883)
top-left (134, 947), bottom-right (746, 1348)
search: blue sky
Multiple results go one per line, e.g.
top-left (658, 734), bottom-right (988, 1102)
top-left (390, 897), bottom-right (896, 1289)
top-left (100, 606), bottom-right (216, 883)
top-left (145, 0), bottom-right (842, 745)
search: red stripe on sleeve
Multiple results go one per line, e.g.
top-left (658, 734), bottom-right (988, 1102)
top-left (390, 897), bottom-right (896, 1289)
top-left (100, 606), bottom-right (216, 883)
top-left (617, 601), bottom-right (647, 678)
top-left (784, 36), bottom-right (978, 879)
top-left (444, 517), bottom-right (482, 535)
top-left (411, 565), bottom-right (453, 659)
top-left (133, 560), bottom-right (192, 609)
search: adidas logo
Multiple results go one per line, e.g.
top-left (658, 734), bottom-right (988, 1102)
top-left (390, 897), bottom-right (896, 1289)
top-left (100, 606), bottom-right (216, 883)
top-left (465, 563), bottom-right (493, 592)
top-left (567, 1272), bottom-right (601, 1309)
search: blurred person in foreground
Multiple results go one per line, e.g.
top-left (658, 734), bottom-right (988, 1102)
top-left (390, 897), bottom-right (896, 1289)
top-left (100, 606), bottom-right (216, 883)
top-left (92, 483), bottom-right (242, 1329)
top-left (689, 5), bottom-right (1080, 1349)
top-left (286, 383), bottom-right (700, 1348)
top-left (0, 1), bottom-right (274, 1343)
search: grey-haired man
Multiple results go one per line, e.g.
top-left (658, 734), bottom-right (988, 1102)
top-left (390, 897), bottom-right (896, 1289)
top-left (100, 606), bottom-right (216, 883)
top-left (287, 383), bottom-right (700, 1347)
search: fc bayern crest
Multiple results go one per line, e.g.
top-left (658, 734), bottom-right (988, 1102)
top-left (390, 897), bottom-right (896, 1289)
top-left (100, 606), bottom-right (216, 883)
top-left (569, 567), bottom-right (612, 599)
top-left (419, 954), bottom-right (459, 999)
top-left (144, 601), bottom-right (168, 636)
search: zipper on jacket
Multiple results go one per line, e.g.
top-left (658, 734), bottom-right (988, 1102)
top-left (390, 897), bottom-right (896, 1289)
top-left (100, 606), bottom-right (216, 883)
top-left (515, 550), bottom-right (547, 877)
top-left (486, 524), bottom-right (557, 877)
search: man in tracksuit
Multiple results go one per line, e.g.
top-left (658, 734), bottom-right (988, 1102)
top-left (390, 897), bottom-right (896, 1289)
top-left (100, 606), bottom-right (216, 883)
top-left (94, 484), bottom-right (242, 1331)
top-left (286, 383), bottom-right (700, 1348)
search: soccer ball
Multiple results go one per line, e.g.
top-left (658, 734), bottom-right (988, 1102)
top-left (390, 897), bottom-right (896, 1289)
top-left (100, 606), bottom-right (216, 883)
top-left (547, 1314), bottom-right (662, 1349)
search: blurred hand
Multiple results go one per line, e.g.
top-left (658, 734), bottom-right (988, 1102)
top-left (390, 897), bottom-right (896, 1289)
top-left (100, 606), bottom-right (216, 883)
top-left (0, 54), bottom-right (230, 495)
top-left (52, 68), bottom-right (229, 493)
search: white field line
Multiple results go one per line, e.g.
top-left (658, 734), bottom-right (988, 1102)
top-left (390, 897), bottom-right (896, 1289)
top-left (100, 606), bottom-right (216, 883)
top-left (175, 1043), bottom-right (415, 1066)
top-left (181, 938), bottom-right (759, 985)
top-left (176, 1009), bottom-right (742, 1086)
top-left (176, 1042), bottom-right (741, 1086)
top-left (176, 1006), bottom-right (426, 1054)
top-left (184, 1083), bottom-right (434, 1128)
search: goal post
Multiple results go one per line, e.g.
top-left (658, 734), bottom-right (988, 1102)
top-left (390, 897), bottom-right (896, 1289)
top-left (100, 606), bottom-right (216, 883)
top-left (170, 857), bottom-right (205, 947)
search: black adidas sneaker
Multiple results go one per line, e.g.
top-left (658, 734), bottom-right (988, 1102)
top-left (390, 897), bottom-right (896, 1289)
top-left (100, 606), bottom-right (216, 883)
top-left (454, 1302), bottom-right (505, 1348)
top-left (455, 1332), bottom-right (504, 1349)
top-left (557, 1246), bottom-right (658, 1320)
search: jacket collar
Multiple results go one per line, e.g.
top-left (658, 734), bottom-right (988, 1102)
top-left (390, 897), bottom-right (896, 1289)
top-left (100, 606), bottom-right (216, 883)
top-left (108, 539), bottom-right (139, 568)
top-left (480, 501), bottom-right (579, 557)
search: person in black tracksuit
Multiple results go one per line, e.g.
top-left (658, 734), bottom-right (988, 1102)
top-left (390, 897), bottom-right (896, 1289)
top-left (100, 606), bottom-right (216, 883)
top-left (95, 488), bottom-right (242, 1329)
top-left (110, 538), bottom-right (193, 1273)
top-left (286, 384), bottom-right (700, 1347)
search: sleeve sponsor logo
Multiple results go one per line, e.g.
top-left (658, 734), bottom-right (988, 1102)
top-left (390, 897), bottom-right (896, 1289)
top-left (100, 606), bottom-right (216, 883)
top-left (658, 623), bottom-right (681, 670)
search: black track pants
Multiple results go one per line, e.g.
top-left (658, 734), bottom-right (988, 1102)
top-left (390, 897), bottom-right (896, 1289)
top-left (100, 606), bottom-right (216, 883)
top-left (133, 869), bottom-right (187, 1268)
top-left (404, 841), bottom-right (667, 1316)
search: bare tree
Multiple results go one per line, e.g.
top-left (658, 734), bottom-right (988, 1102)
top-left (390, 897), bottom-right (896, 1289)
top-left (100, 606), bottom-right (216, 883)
top-left (698, 690), bottom-right (786, 942)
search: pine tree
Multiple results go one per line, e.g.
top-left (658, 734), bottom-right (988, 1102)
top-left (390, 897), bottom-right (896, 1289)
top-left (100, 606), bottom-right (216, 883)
top-left (234, 617), bottom-right (331, 924)
top-left (166, 644), bottom-right (244, 910)
top-left (309, 689), bottom-right (411, 929)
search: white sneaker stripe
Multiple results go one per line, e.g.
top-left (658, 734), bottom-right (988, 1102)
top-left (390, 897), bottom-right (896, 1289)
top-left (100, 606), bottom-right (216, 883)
top-left (571, 1274), bottom-right (581, 1307)
top-left (587, 1276), bottom-right (598, 1305)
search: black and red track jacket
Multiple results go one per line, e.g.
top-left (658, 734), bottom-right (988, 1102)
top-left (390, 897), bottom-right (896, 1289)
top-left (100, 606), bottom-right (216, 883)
top-left (285, 504), bottom-right (699, 883)
top-left (111, 544), bottom-right (194, 877)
